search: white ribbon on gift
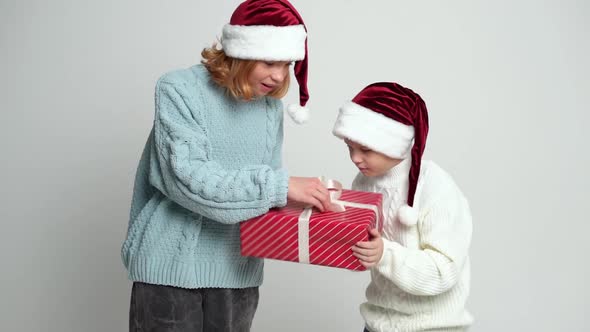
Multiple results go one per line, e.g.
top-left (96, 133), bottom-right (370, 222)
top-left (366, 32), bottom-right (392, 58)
top-left (297, 177), bottom-right (381, 264)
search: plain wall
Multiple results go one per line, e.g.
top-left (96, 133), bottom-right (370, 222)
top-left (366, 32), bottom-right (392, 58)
top-left (1, 0), bottom-right (589, 331)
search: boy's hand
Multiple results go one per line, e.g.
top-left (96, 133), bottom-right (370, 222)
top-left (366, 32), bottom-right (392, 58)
top-left (352, 229), bottom-right (383, 268)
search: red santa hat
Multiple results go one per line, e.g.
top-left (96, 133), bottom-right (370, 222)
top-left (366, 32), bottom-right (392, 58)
top-left (221, 0), bottom-right (310, 124)
top-left (332, 82), bottom-right (429, 226)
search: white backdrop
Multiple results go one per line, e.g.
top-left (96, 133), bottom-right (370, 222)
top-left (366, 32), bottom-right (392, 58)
top-left (2, 0), bottom-right (589, 331)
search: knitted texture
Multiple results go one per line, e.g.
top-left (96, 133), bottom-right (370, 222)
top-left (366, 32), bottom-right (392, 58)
top-left (121, 65), bottom-right (289, 289)
top-left (353, 159), bottom-right (473, 332)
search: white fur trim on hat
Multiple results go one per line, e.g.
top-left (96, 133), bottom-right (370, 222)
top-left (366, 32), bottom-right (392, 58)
top-left (332, 101), bottom-right (415, 159)
top-left (221, 24), bottom-right (306, 61)
top-left (287, 104), bottom-right (310, 124)
top-left (398, 204), bottom-right (418, 226)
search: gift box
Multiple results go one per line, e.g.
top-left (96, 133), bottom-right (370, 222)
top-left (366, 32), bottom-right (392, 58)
top-left (240, 183), bottom-right (383, 271)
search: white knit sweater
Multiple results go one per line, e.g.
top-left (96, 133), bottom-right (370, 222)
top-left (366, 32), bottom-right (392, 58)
top-left (352, 158), bottom-right (473, 332)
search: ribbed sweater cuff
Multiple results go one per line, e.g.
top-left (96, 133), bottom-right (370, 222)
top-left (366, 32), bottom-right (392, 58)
top-left (377, 237), bottom-right (401, 268)
top-left (126, 256), bottom-right (264, 289)
top-left (270, 169), bottom-right (289, 207)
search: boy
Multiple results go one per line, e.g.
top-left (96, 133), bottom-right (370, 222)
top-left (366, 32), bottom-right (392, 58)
top-left (332, 82), bottom-right (473, 332)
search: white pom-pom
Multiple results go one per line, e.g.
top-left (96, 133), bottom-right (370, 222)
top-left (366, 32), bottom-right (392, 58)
top-left (398, 204), bottom-right (418, 226)
top-left (286, 104), bottom-right (310, 124)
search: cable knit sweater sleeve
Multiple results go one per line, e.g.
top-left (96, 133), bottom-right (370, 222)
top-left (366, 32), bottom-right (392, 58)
top-left (149, 78), bottom-right (288, 224)
top-left (376, 167), bottom-right (473, 296)
top-left (269, 98), bottom-right (284, 170)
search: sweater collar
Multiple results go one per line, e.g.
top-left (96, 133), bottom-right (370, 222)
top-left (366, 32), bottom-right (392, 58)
top-left (367, 157), bottom-right (412, 189)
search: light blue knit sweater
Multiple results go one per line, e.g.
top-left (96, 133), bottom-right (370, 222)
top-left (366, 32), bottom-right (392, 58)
top-left (121, 64), bottom-right (289, 289)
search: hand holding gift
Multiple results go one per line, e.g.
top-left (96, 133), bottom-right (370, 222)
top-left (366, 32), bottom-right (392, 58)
top-left (351, 228), bottom-right (384, 269)
top-left (287, 176), bottom-right (332, 212)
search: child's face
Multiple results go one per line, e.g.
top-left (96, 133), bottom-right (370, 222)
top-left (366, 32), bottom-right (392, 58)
top-left (345, 139), bottom-right (403, 177)
top-left (248, 61), bottom-right (291, 97)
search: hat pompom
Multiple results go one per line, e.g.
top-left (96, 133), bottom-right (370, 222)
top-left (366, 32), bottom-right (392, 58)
top-left (398, 204), bottom-right (418, 226)
top-left (287, 104), bottom-right (310, 124)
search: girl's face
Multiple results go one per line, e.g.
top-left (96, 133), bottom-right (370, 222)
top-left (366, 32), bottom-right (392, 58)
top-left (345, 139), bottom-right (403, 177)
top-left (248, 61), bottom-right (291, 97)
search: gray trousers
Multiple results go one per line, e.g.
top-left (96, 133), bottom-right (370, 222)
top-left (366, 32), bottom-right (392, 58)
top-left (129, 282), bottom-right (259, 332)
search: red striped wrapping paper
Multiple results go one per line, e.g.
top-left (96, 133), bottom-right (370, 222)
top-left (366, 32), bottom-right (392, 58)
top-left (240, 189), bottom-right (383, 271)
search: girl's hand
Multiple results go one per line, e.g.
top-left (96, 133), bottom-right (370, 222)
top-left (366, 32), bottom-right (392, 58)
top-left (287, 177), bottom-right (331, 212)
top-left (352, 229), bottom-right (383, 268)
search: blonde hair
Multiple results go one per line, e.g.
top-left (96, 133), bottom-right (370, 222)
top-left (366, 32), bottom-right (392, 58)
top-left (201, 44), bottom-right (290, 101)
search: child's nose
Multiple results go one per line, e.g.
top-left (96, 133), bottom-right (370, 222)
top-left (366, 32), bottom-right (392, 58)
top-left (271, 68), bottom-right (287, 82)
top-left (351, 151), bottom-right (363, 163)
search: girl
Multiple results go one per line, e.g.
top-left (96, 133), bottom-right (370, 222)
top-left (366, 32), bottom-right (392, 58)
top-left (121, 1), bottom-right (331, 331)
